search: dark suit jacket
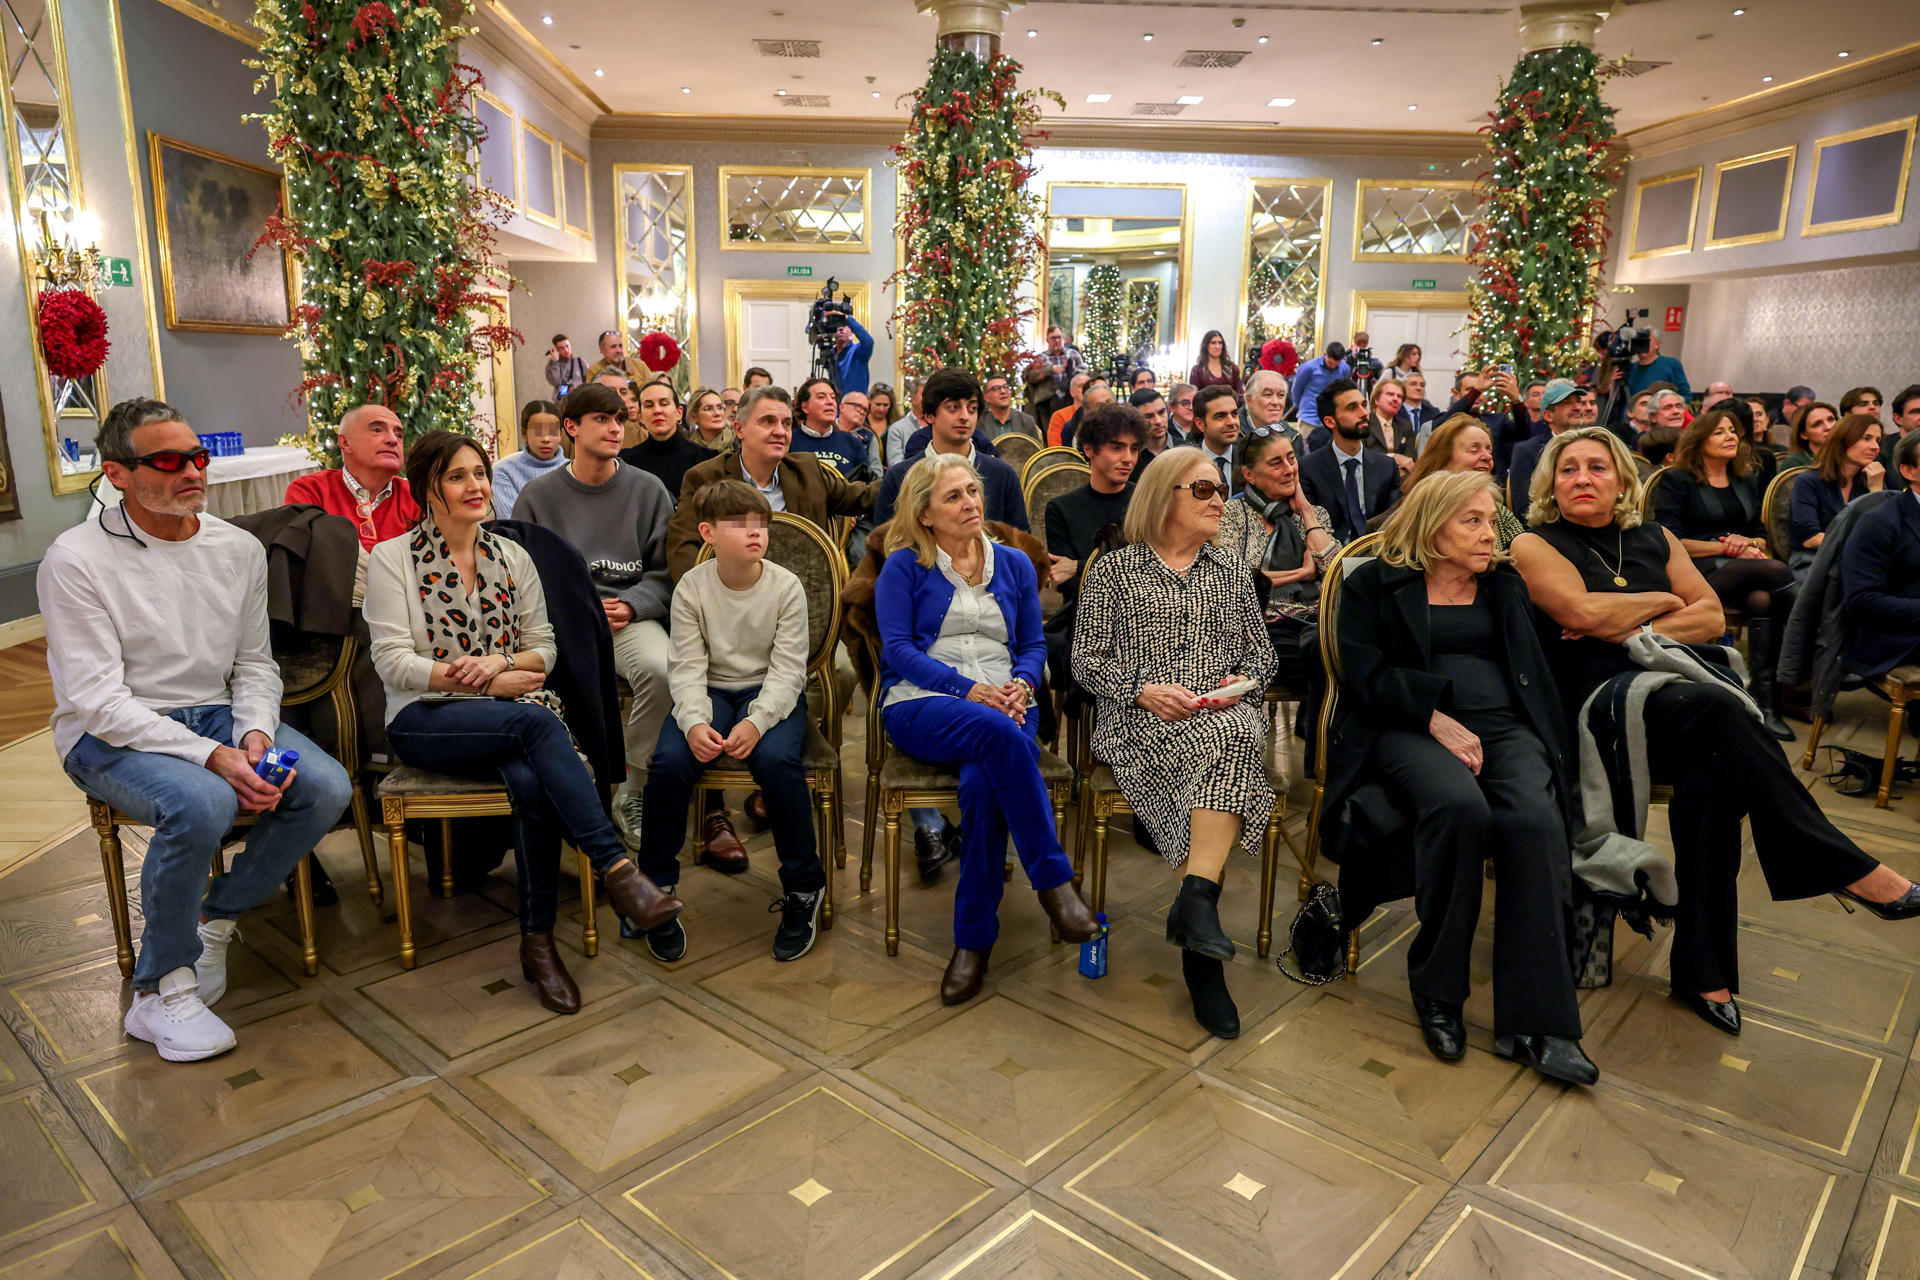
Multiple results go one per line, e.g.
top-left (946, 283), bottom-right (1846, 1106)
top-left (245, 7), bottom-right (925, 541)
top-left (1840, 495), bottom-right (1920, 677)
top-left (1299, 442), bottom-right (1401, 542)
top-left (668, 448), bottom-right (878, 580)
top-left (1652, 467), bottom-right (1764, 543)
top-left (1364, 410), bottom-right (1418, 458)
top-left (1507, 433), bottom-right (1551, 515)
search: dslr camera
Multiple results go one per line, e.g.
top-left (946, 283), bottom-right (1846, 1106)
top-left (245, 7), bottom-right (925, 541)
top-left (1599, 308), bottom-right (1653, 362)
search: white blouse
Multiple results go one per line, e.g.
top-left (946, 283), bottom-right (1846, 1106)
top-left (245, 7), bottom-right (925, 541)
top-left (885, 535), bottom-right (1013, 707)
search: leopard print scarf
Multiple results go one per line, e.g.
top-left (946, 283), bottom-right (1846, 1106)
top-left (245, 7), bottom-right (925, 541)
top-left (409, 514), bottom-right (570, 724)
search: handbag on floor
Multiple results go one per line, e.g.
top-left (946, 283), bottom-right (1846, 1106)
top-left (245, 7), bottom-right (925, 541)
top-left (1276, 880), bottom-right (1346, 985)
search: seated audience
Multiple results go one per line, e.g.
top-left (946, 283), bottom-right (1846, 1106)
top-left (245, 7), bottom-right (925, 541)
top-left (887, 380), bottom-right (925, 464)
top-left (513, 385), bottom-right (681, 854)
top-left (1190, 385), bottom-right (1243, 490)
top-left (867, 383), bottom-right (900, 448)
top-left (1639, 388), bottom-right (1687, 466)
top-left (1789, 413), bottom-right (1884, 566)
top-left (685, 386), bottom-right (736, 454)
top-left (284, 403), bottom-right (420, 549)
top-left (1214, 430), bottom-right (1339, 688)
top-left (838, 390), bottom-right (885, 474)
top-left (1782, 400), bottom-right (1839, 469)
top-left (1625, 389), bottom-right (1654, 440)
top-left (1652, 409), bottom-right (1797, 738)
top-left (1365, 377), bottom-right (1418, 472)
top-left (1168, 381), bottom-right (1197, 444)
top-left (980, 372), bottom-right (1038, 440)
top-left (1841, 386), bottom-right (1883, 422)
top-left (1330, 471), bottom-right (1594, 1084)
top-left (1513, 428), bottom-right (1920, 1036)
top-left (594, 370), bottom-right (642, 448)
top-left (1403, 371), bottom-right (1444, 446)
top-left (1400, 414), bottom-right (1525, 549)
top-left (491, 401), bottom-right (567, 518)
top-left (1239, 370), bottom-right (1298, 451)
top-left (875, 369), bottom-right (1026, 529)
top-left (369, 431), bottom-right (682, 1010)
top-left (1043, 404), bottom-right (1141, 689)
top-left (1841, 430), bottom-right (1920, 676)
top-left (1045, 373), bottom-right (1088, 447)
top-left (741, 367), bottom-right (773, 391)
top-left (621, 379), bottom-right (716, 499)
top-left (721, 387), bottom-right (742, 418)
top-left (1072, 447), bottom-right (1278, 1040)
top-left (1301, 379), bottom-right (1401, 541)
top-left (1189, 329), bottom-right (1244, 396)
top-left (1717, 396), bottom-right (1776, 486)
top-left (1743, 397), bottom-right (1779, 453)
top-left (1129, 366), bottom-right (1157, 392)
top-left (1055, 376), bottom-right (1115, 450)
top-left (585, 329), bottom-right (644, 383)
top-left (1388, 343), bottom-right (1422, 380)
top-left (1700, 380), bottom-right (1734, 411)
top-left (875, 454), bottom-right (1101, 1005)
top-left (1506, 379), bottom-right (1584, 517)
top-left (636, 480), bottom-right (823, 963)
top-left (1130, 388), bottom-right (1177, 465)
top-left (48, 398), bottom-right (352, 1061)
top-left (791, 378), bottom-right (873, 480)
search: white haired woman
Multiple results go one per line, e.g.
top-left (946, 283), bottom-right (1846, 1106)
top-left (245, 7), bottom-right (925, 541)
top-left (1072, 447), bottom-right (1277, 1040)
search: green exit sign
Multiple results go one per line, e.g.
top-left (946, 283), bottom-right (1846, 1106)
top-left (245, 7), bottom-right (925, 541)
top-left (1410, 278), bottom-right (1436, 291)
top-left (786, 265), bottom-right (812, 279)
top-left (103, 256), bottom-right (134, 287)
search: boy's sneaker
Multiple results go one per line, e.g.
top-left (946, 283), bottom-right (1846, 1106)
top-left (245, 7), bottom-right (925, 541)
top-left (623, 887), bottom-right (687, 961)
top-left (124, 967), bottom-right (237, 1062)
top-left (195, 918), bottom-right (239, 1006)
top-left (769, 889), bottom-right (823, 962)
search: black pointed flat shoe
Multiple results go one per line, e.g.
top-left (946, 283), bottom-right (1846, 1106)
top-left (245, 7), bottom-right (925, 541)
top-left (1496, 1034), bottom-right (1599, 1086)
top-left (1674, 991), bottom-right (1741, 1036)
top-left (1411, 995), bottom-right (1466, 1062)
top-left (1834, 883), bottom-right (1920, 921)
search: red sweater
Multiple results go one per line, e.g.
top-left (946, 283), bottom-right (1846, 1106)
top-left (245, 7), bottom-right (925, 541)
top-left (284, 469), bottom-right (420, 549)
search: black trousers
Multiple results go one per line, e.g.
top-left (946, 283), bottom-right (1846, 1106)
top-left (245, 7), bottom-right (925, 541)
top-left (1374, 711), bottom-right (1582, 1039)
top-left (1644, 681), bottom-right (1879, 994)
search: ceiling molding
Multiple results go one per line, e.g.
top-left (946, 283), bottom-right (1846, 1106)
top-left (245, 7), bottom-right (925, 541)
top-left (1621, 41), bottom-right (1920, 161)
top-left (145, 0), bottom-right (261, 48)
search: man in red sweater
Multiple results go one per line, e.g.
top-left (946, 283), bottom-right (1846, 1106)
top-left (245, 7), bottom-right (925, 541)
top-left (284, 405), bottom-right (419, 549)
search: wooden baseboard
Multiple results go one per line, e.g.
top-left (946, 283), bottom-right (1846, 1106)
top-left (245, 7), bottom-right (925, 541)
top-left (0, 615), bottom-right (44, 651)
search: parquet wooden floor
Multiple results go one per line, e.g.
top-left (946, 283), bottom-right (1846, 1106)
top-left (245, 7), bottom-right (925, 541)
top-left (0, 627), bottom-right (1916, 1278)
top-left (0, 640), bottom-right (54, 750)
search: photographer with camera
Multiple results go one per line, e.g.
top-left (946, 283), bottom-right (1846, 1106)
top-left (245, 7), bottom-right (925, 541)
top-left (1624, 330), bottom-right (1691, 403)
top-left (1345, 330), bottom-right (1385, 393)
top-left (805, 281), bottom-right (874, 396)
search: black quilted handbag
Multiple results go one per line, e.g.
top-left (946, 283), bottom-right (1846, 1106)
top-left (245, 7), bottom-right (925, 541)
top-left (1276, 881), bottom-right (1347, 985)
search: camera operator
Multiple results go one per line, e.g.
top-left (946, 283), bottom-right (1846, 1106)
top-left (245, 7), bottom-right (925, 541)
top-left (1346, 330), bottom-right (1384, 392)
top-left (1624, 330), bottom-right (1691, 403)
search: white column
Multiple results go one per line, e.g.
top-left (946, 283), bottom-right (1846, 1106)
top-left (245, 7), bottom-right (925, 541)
top-left (1515, 1), bottom-right (1612, 52)
top-left (914, 0), bottom-right (1018, 58)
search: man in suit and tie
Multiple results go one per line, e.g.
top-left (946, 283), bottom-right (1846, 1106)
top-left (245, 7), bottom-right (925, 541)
top-left (1842, 430), bottom-right (1920, 678)
top-left (1191, 385), bottom-right (1243, 492)
top-left (1300, 378), bottom-right (1400, 542)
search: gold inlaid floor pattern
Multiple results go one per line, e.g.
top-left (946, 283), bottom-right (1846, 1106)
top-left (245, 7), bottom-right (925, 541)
top-left (0, 674), bottom-right (1916, 1278)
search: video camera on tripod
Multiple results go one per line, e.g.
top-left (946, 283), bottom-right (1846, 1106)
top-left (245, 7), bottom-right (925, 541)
top-left (805, 279), bottom-right (854, 389)
top-left (1598, 308), bottom-right (1653, 363)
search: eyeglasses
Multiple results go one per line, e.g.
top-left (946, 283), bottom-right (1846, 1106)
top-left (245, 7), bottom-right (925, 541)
top-left (1181, 479), bottom-right (1230, 501)
top-left (109, 448), bottom-right (211, 473)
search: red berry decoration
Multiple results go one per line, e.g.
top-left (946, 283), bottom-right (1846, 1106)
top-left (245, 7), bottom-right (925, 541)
top-left (637, 331), bottom-right (682, 374)
top-left (38, 289), bottom-right (111, 380)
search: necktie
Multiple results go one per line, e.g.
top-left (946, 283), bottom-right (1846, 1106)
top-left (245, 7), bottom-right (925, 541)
top-left (1215, 454), bottom-right (1229, 484)
top-left (1343, 456), bottom-right (1363, 523)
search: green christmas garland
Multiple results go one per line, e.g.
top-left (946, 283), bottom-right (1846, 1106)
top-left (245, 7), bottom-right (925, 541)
top-left (889, 48), bottom-right (1058, 382)
top-left (1080, 265), bottom-right (1122, 378)
top-left (249, 0), bottom-right (517, 464)
top-left (1467, 43), bottom-right (1622, 380)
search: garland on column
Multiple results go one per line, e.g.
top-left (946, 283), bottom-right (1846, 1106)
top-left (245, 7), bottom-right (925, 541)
top-left (250, 0), bottom-right (518, 464)
top-left (1467, 43), bottom-right (1621, 381)
top-left (888, 47), bottom-right (1059, 382)
top-left (1079, 264), bottom-right (1122, 378)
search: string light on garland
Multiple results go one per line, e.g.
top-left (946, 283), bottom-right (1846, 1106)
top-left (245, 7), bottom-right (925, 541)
top-left (1080, 264), bottom-right (1123, 378)
top-left (248, 0), bottom-right (520, 464)
top-left (887, 46), bottom-right (1060, 383)
top-left (1466, 42), bottom-right (1622, 382)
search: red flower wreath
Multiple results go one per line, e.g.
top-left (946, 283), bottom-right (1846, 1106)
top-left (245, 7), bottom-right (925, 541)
top-left (39, 288), bottom-right (111, 380)
top-left (637, 331), bottom-right (682, 374)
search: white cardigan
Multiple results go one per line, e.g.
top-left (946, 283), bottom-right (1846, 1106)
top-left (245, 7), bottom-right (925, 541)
top-left (364, 533), bottom-right (558, 725)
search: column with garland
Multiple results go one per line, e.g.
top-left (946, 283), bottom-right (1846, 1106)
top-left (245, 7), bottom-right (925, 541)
top-left (251, 0), bottom-right (516, 463)
top-left (1467, 26), bottom-right (1621, 381)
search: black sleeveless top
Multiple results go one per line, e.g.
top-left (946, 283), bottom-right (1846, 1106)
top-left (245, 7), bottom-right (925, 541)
top-left (1429, 596), bottom-right (1510, 711)
top-left (1527, 519), bottom-right (1673, 709)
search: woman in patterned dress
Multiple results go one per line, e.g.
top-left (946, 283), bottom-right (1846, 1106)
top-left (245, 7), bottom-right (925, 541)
top-left (1072, 447), bottom-right (1278, 1040)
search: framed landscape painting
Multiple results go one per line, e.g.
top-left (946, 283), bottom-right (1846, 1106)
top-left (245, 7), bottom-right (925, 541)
top-left (148, 132), bottom-right (295, 334)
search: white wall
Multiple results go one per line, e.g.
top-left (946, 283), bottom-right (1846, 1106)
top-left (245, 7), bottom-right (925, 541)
top-left (1683, 260), bottom-right (1920, 402)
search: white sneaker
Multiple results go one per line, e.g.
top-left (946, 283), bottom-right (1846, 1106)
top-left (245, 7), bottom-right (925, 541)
top-left (195, 918), bottom-right (238, 1007)
top-left (613, 785), bottom-right (645, 851)
top-left (124, 967), bottom-right (236, 1062)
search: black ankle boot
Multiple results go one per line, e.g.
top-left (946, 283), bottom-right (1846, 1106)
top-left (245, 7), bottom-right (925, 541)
top-left (1182, 951), bottom-right (1240, 1039)
top-left (1746, 618), bottom-right (1794, 741)
top-left (1166, 875), bottom-right (1235, 961)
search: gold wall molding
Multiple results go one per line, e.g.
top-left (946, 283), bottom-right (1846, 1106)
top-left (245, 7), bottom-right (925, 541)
top-left (144, 0), bottom-right (259, 47)
top-left (723, 278), bottom-right (870, 390)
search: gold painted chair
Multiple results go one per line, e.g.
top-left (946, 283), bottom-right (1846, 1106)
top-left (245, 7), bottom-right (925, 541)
top-left (1020, 445), bottom-right (1086, 490)
top-left (993, 432), bottom-right (1040, 477)
top-left (1022, 460), bottom-right (1091, 542)
top-left (88, 631), bottom-right (381, 979)
top-left (1761, 464), bottom-right (1811, 561)
top-left (1801, 667), bottom-right (1920, 807)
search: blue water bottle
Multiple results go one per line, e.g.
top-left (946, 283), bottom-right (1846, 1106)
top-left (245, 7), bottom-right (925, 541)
top-left (253, 748), bottom-right (299, 786)
top-left (1078, 912), bottom-right (1108, 979)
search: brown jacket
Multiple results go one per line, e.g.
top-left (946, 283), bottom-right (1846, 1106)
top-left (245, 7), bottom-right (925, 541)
top-left (668, 447), bottom-right (879, 580)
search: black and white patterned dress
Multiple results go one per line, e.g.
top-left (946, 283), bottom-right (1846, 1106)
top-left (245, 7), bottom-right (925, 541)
top-left (1071, 542), bottom-right (1279, 866)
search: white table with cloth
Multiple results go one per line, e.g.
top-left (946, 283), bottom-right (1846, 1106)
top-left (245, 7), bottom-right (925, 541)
top-left (93, 444), bottom-right (320, 519)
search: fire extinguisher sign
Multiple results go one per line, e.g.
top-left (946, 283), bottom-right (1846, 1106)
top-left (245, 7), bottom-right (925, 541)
top-left (1664, 306), bottom-right (1685, 332)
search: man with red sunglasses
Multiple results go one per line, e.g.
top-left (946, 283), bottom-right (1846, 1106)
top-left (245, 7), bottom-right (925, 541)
top-left (41, 398), bottom-right (353, 1064)
top-left (285, 403), bottom-right (420, 550)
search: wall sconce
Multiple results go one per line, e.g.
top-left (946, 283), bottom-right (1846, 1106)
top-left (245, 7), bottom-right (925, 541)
top-left (34, 208), bottom-right (106, 292)
top-left (637, 286), bottom-right (677, 328)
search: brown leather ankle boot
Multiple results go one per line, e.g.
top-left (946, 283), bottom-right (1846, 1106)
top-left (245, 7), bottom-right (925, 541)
top-left (1037, 882), bottom-right (1101, 942)
top-left (520, 933), bottom-right (580, 1014)
top-left (601, 861), bottom-right (684, 930)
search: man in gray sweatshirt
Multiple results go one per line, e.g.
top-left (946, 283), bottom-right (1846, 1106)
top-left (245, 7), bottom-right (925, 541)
top-left (512, 383), bottom-right (679, 851)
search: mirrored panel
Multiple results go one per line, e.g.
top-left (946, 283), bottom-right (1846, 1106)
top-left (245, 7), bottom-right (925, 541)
top-left (1239, 178), bottom-right (1330, 368)
top-left (1353, 180), bottom-right (1479, 261)
top-left (614, 163), bottom-right (696, 394)
top-left (1040, 182), bottom-right (1189, 379)
top-left (560, 147), bottom-right (590, 237)
top-left (1629, 167), bottom-right (1701, 259)
top-left (719, 166), bottom-right (869, 251)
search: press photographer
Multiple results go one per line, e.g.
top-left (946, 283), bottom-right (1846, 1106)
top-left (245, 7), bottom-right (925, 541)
top-left (805, 280), bottom-right (874, 395)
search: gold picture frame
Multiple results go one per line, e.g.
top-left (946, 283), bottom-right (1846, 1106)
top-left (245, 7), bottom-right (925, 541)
top-left (1350, 178), bottom-right (1480, 263)
top-left (147, 132), bottom-right (295, 335)
top-left (1803, 115), bottom-right (1916, 238)
top-left (1627, 167), bottom-right (1702, 260)
top-left (519, 119), bottom-right (561, 229)
top-left (471, 86), bottom-right (520, 208)
top-left (1705, 145), bottom-right (1796, 249)
top-left (718, 165), bottom-right (872, 253)
top-left (1035, 180), bottom-right (1192, 353)
top-left (560, 145), bottom-right (591, 238)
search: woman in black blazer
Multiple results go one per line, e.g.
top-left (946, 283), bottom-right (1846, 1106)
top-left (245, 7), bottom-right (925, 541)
top-left (1651, 409), bottom-right (1797, 738)
top-left (1326, 470), bottom-right (1594, 1086)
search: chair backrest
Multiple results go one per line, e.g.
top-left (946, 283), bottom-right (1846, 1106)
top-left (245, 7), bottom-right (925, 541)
top-left (1762, 464), bottom-right (1812, 560)
top-left (695, 513), bottom-right (846, 682)
top-left (1022, 445), bottom-right (1085, 489)
top-left (1632, 454), bottom-right (1656, 480)
top-left (1638, 465), bottom-right (1669, 522)
top-left (994, 432), bottom-right (1040, 476)
top-left (1312, 531), bottom-right (1384, 785)
top-left (1023, 461), bottom-right (1092, 537)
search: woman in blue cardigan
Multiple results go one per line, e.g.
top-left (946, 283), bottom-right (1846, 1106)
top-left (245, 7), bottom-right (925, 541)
top-left (875, 453), bottom-right (1102, 1005)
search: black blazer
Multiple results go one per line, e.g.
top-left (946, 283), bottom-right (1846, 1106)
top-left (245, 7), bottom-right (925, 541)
top-left (1300, 442), bottom-right (1401, 542)
top-left (1321, 562), bottom-right (1574, 919)
top-left (1364, 410), bottom-right (1417, 458)
top-left (1652, 467), bottom-right (1764, 543)
top-left (1840, 495), bottom-right (1920, 678)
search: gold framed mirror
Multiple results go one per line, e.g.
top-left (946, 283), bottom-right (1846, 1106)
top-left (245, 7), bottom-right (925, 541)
top-left (1237, 178), bottom-right (1331, 371)
top-left (719, 166), bottom-right (870, 252)
top-left (614, 163), bottom-right (696, 395)
top-left (1037, 181), bottom-right (1190, 378)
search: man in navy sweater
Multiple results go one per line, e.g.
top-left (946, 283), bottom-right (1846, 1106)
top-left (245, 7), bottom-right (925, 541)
top-left (789, 377), bottom-right (874, 481)
top-left (874, 369), bottom-right (1027, 530)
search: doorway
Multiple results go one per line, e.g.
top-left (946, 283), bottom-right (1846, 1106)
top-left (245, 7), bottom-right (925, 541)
top-left (723, 279), bottom-right (871, 390)
top-left (1351, 290), bottom-right (1469, 399)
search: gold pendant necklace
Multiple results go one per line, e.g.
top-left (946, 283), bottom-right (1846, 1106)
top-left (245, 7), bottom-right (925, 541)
top-left (1588, 528), bottom-right (1630, 587)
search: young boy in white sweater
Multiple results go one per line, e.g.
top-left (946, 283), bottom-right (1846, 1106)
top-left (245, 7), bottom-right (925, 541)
top-left (635, 480), bottom-right (824, 961)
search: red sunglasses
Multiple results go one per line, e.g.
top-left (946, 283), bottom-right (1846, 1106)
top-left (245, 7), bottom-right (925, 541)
top-left (114, 448), bottom-right (211, 473)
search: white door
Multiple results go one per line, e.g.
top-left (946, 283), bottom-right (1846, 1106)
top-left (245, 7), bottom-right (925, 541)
top-left (1366, 307), bottom-right (1468, 397)
top-left (738, 297), bottom-right (818, 389)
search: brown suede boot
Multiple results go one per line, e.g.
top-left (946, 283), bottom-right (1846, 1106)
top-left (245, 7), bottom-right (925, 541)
top-left (600, 860), bottom-right (684, 931)
top-left (1038, 883), bottom-right (1101, 942)
top-left (519, 933), bottom-right (580, 1014)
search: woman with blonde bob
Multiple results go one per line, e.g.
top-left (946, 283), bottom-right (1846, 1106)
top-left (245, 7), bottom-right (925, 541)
top-left (873, 453), bottom-right (1100, 1007)
top-left (1324, 469), bottom-right (1594, 1082)
top-left (1512, 427), bottom-right (1920, 1038)
top-left (1073, 447), bottom-right (1277, 1040)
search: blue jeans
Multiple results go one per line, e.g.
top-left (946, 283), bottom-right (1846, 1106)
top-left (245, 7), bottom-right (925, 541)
top-left (639, 689), bottom-right (821, 894)
top-left (63, 706), bottom-right (352, 991)
top-left (386, 698), bottom-right (629, 932)
top-left (881, 695), bottom-right (1072, 951)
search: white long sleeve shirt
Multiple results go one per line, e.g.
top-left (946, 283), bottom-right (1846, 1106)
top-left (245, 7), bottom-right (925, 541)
top-left (39, 510), bottom-right (281, 765)
top-left (668, 559), bottom-right (809, 737)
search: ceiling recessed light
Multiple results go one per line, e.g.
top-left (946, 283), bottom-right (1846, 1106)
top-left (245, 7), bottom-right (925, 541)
top-left (1761, 74), bottom-right (1773, 82)
top-left (871, 90), bottom-right (881, 98)
top-left (1085, 93), bottom-right (1112, 103)
top-left (1267, 97), bottom-right (1295, 107)
top-left (593, 68), bottom-right (604, 77)
top-left (540, 13), bottom-right (552, 24)
top-left (1142, 32), bottom-right (1154, 41)
top-left (1176, 94), bottom-right (1204, 105)
top-left (682, 86), bottom-right (692, 93)
top-left (1026, 28), bottom-right (1037, 37)
top-left (1258, 34), bottom-right (1269, 43)
top-left (775, 89), bottom-right (787, 96)
top-left (1406, 103), bottom-right (1418, 110)
top-left (1370, 38), bottom-right (1383, 45)
top-left (1837, 49), bottom-right (1850, 57)
top-left (1732, 5), bottom-right (1744, 12)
